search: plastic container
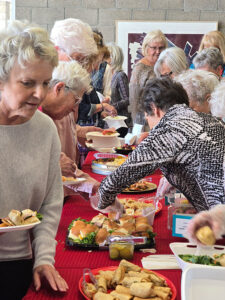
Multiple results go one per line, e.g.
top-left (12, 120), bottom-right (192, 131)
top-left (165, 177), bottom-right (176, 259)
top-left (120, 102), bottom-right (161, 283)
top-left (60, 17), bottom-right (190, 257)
top-left (181, 265), bottom-right (225, 300)
top-left (108, 237), bottom-right (134, 260)
top-left (170, 242), bottom-right (225, 270)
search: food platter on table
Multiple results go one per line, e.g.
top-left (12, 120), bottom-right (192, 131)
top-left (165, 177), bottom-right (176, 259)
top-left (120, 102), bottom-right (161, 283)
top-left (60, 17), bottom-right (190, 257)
top-left (66, 213), bottom-right (155, 251)
top-left (79, 263), bottom-right (177, 300)
top-left (121, 181), bottom-right (157, 194)
top-left (91, 155), bottom-right (127, 175)
top-left (118, 197), bottom-right (162, 216)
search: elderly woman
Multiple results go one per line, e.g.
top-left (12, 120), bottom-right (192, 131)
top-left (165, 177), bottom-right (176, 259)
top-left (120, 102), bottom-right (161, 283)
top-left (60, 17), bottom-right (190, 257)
top-left (175, 69), bottom-right (219, 113)
top-left (42, 60), bottom-right (100, 197)
top-left (129, 30), bottom-right (167, 127)
top-left (0, 23), bottom-right (68, 299)
top-left (107, 43), bottom-right (132, 133)
top-left (98, 78), bottom-right (225, 212)
top-left (154, 47), bottom-right (188, 78)
top-left (193, 47), bottom-right (224, 79)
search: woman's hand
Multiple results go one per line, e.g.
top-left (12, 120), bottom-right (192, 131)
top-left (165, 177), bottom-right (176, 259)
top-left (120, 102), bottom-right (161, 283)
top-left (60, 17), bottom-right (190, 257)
top-left (186, 204), bottom-right (225, 244)
top-left (102, 96), bottom-right (111, 104)
top-left (60, 152), bottom-right (76, 177)
top-left (33, 264), bottom-right (68, 292)
top-left (156, 177), bottom-right (176, 198)
top-left (103, 103), bottom-right (117, 117)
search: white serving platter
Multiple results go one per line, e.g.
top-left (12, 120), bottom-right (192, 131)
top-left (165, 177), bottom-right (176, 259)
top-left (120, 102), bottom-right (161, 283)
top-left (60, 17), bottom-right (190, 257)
top-left (170, 242), bottom-right (225, 270)
top-left (181, 265), bottom-right (225, 300)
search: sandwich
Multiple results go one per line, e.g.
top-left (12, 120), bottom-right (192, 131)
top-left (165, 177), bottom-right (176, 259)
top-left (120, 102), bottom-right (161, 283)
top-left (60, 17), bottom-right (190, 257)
top-left (91, 214), bottom-right (106, 227)
top-left (80, 224), bottom-right (98, 239)
top-left (95, 228), bottom-right (109, 244)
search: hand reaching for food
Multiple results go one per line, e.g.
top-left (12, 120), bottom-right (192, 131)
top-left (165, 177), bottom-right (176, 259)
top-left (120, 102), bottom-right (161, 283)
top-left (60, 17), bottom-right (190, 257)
top-left (185, 204), bottom-right (225, 245)
top-left (156, 177), bottom-right (176, 198)
top-left (60, 152), bottom-right (76, 177)
top-left (103, 103), bottom-right (117, 117)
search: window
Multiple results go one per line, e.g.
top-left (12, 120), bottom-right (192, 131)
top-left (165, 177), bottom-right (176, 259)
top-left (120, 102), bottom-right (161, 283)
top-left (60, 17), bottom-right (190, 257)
top-left (0, 0), bottom-right (15, 29)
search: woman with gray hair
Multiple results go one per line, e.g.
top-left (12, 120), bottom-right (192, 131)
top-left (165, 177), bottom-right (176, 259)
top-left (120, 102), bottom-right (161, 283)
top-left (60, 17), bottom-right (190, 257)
top-left (154, 47), bottom-right (188, 78)
top-left (193, 47), bottom-right (224, 79)
top-left (210, 80), bottom-right (225, 119)
top-left (0, 21), bottom-right (68, 299)
top-left (129, 29), bottom-right (167, 127)
top-left (107, 43), bottom-right (132, 132)
top-left (42, 60), bottom-right (100, 198)
top-left (175, 69), bottom-right (219, 113)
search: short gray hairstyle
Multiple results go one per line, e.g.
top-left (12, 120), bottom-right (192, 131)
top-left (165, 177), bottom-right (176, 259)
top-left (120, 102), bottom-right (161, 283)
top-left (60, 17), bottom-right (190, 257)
top-left (107, 43), bottom-right (124, 72)
top-left (142, 30), bottom-right (168, 57)
top-left (0, 21), bottom-right (58, 81)
top-left (193, 47), bottom-right (224, 70)
top-left (175, 69), bottom-right (219, 104)
top-left (50, 18), bottom-right (98, 57)
top-left (50, 61), bottom-right (92, 94)
top-left (210, 81), bottom-right (225, 118)
top-left (154, 47), bottom-right (188, 77)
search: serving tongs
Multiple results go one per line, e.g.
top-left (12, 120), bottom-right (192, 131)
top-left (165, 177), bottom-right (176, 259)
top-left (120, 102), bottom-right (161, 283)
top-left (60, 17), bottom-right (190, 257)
top-left (107, 235), bottom-right (147, 245)
top-left (82, 268), bottom-right (97, 290)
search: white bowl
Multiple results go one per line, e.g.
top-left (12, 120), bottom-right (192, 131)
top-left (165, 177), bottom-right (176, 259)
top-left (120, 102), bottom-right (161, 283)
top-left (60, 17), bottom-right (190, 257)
top-left (86, 131), bottom-right (120, 148)
top-left (182, 265), bottom-right (225, 300)
top-left (170, 242), bottom-right (225, 270)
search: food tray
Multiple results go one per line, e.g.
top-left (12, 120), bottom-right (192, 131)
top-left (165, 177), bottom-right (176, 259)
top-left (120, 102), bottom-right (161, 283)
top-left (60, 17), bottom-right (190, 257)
top-left (93, 153), bottom-right (126, 159)
top-left (91, 156), bottom-right (127, 175)
top-left (181, 265), bottom-right (225, 300)
top-left (170, 242), bottom-right (225, 270)
top-left (79, 266), bottom-right (177, 300)
top-left (66, 234), bottom-right (155, 250)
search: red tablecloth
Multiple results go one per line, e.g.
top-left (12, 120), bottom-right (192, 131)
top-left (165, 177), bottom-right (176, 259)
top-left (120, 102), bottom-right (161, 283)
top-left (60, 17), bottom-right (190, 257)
top-left (24, 151), bottom-right (184, 300)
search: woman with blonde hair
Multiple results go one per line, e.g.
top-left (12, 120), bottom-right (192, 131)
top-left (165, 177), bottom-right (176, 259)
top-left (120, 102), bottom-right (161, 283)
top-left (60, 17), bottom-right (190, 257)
top-left (199, 30), bottom-right (225, 61)
top-left (129, 29), bottom-right (167, 127)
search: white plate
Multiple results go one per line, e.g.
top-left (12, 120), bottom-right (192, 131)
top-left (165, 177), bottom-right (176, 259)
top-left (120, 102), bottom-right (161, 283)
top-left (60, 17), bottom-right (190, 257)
top-left (182, 265), bottom-right (225, 300)
top-left (63, 178), bottom-right (86, 186)
top-left (0, 220), bottom-right (41, 233)
top-left (85, 142), bottom-right (115, 153)
top-left (170, 242), bottom-right (225, 270)
top-left (104, 116), bottom-right (127, 121)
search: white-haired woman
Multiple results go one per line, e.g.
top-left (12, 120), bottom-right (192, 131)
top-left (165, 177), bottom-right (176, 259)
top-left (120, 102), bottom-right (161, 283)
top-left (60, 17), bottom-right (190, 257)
top-left (154, 47), bottom-right (188, 78)
top-left (193, 47), bottom-right (224, 79)
top-left (175, 69), bottom-right (219, 113)
top-left (42, 60), bottom-right (100, 198)
top-left (210, 80), bottom-right (225, 120)
top-left (107, 43), bottom-right (132, 134)
top-left (129, 30), bottom-right (167, 127)
top-left (0, 22), bottom-right (68, 299)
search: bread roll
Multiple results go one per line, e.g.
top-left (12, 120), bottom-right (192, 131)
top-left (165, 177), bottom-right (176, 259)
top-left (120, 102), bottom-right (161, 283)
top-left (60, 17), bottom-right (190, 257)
top-left (110, 290), bottom-right (133, 300)
top-left (115, 285), bottom-right (131, 295)
top-left (93, 292), bottom-right (114, 300)
top-left (196, 225), bottom-right (216, 245)
top-left (23, 216), bottom-right (39, 224)
top-left (95, 228), bottom-right (108, 244)
top-left (112, 265), bottom-right (125, 286)
top-left (83, 283), bottom-right (97, 298)
top-left (130, 282), bottom-right (153, 298)
top-left (119, 260), bottom-right (141, 272)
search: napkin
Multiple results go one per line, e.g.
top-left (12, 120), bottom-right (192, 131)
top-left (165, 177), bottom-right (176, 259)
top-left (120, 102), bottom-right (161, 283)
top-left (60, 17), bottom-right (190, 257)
top-left (141, 255), bottom-right (180, 270)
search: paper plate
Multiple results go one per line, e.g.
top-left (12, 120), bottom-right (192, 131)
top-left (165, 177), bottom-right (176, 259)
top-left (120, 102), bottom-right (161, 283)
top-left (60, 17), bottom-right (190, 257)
top-left (62, 177), bottom-right (86, 186)
top-left (79, 266), bottom-right (177, 300)
top-left (121, 182), bottom-right (157, 194)
top-left (0, 220), bottom-right (41, 233)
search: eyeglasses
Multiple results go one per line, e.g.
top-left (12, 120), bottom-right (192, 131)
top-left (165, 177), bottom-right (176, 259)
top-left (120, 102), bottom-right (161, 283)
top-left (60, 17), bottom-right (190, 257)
top-left (65, 85), bottom-right (83, 106)
top-left (160, 71), bottom-right (173, 78)
top-left (148, 46), bottom-right (165, 51)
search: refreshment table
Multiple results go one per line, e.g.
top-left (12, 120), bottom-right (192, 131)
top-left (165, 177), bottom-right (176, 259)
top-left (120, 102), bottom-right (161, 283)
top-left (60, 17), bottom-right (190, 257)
top-left (23, 151), bottom-right (184, 300)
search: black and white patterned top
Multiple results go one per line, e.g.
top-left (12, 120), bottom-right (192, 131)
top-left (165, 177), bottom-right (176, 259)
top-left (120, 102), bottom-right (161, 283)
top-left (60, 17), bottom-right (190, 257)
top-left (98, 104), bottom-right (225, 212)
